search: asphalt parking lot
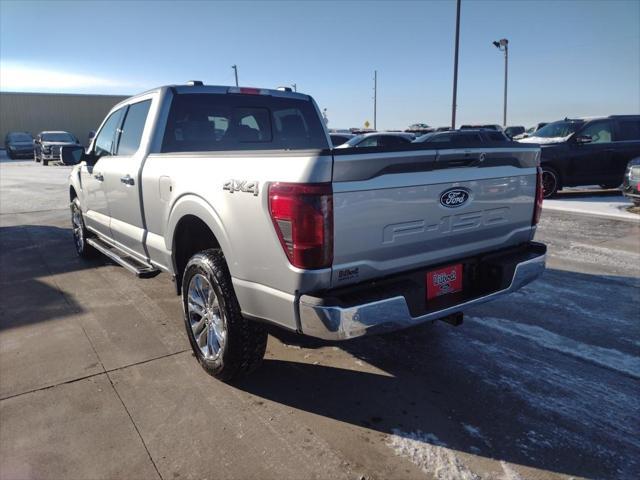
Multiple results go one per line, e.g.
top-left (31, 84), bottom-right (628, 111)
top-left (1, 155), bottom-right (638, 480)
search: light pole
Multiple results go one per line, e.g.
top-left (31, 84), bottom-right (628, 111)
top-left (492, 38), bottom-right (509, 126)
top-left (291, 83), bottom-right (297, 92)
top-left (373, 70), bottom-right (377, 130)
top-left (231, 65), bottom-right (239, 87)
top-left (451, 0), bottom-right (461, 129)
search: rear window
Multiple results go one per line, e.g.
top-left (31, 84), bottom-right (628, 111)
top-left (161, 93), bottom-right (328, 152)
top-left (8, 133), bottom-right (32, 142)
top-left (617, 120), bottom-right (640, 141)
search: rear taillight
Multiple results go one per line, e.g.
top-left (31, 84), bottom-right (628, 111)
top-left (268, 183), bottom-right (333, 269)
top-left (533, 166), bottom-right (543, 225)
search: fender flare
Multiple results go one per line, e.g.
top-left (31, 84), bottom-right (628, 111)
top-left (165, 194), bottom-right (238, 277)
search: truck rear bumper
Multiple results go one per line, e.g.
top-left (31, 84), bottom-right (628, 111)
top-left (299, 242), bottom-right (546, 340)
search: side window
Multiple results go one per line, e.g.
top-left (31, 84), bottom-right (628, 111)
top-left (357, 136), bottom-right (379, 147)
top-left (487, 132), bottom-right (507, 141)
top-left (382, 136), bottom-right (410, 147)
top-left (117, 100), bottom-right (151, 156)
top-left (459, 134), bottom-right (482, 145)
top-left (94, 109), bottom-right (124, 158)
top-left (430, 134), bottom-right (452, 143)
top-left (580, 121), bottom-right (613, 144)
top-left (617, 120), bottom-right (640, 141)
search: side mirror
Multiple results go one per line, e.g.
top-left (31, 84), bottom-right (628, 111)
top-left (60, 145), bottom-right (85, 165)
top-left (575, 135), bottom-right (592, 144)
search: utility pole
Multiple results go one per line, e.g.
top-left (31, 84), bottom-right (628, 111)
top-left (291, 83), bottom-right (297, 92)
top-left (231, 65), bottom-right (239, 87)
top-left (492, 38), bottom-right (509, 126)
top-left (373, 70), bottom-right (377, 130)
top-left (451, 0), bottom-right (461, 129)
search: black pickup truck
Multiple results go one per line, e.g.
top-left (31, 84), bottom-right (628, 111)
top-left (519, 115), bottom-right (640, 197)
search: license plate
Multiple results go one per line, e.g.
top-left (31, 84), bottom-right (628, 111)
top-left (426, 264), bottom-right (463, 300)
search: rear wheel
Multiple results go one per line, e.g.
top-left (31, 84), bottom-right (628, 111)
top-left (182, 249), bottom-right (267, 382)
top-left (43, 158), bottom-right (49, 166)
top-left (541, 168), bottom-right (560, 198)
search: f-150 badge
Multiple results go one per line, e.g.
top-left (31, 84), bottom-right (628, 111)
top-left (223, 180), bottom-right (259, 196)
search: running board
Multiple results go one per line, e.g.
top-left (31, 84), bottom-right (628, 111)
top-left (86, 237), bottom-right (160, 278)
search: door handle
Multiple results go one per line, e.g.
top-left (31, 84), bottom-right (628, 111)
top-left (94, 173), bottom-right (104, 181)
top-left (120, 175), bottom-right (135, 186)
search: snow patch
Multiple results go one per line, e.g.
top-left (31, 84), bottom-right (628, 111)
top-left (468, 316), bottom-right (640, 379)
top-left (517, 135), bottom-right (570, 144)
top-left (387, 429), bottom-right (480, 480)
top-left (543, 196), bottom-right (639, 222)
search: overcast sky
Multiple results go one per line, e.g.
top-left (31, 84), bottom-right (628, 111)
top-left (1, 0), bottom-right (639, 129)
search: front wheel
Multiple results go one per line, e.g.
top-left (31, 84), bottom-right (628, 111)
top-left (541, 168), bottom-right (560, 198)
top-left (71, 198), bottom-right (96, 258)
top-left (182, 249), bottom-right (267, 382)
top-left (43, 159), bottom-right (49, 166)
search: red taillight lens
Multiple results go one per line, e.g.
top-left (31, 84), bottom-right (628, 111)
top-left (268, 183), bottom-right (333, 269)
top-left (533, 166), bottom-right (544, 225)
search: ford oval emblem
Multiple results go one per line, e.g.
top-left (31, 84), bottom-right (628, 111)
top-left (440, 188), bottom-right (470, 208)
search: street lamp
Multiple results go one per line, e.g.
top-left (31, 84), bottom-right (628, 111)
top-left (231, 65), bottom-right (239, 87)
top-left (492, 38), bottom-right (508, 126)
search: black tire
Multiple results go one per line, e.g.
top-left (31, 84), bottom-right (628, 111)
top-left (182, 249), bottom-right (267, 382)
top-left (43, 159), bottom-right (49, 166)
top-left (634, 199), bottom-right (640, 207)
top-left (70, 198), bottom-right (97, 258)
top-left (541, 167), bottom-right (560, 198)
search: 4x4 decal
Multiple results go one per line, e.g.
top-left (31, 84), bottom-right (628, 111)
top-left (223, 180), bottom-right (259, 196)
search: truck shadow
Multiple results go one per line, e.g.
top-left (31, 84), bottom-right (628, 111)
top-left (237, 268), bottom-right (639, 479)
top-left (0, 224), bottom-right (98, 330)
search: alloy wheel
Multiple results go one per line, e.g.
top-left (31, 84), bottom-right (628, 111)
top-left (187, 273), bottom-right (227, 360)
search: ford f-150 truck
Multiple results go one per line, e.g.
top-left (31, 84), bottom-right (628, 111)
top-left (63, 82), bottom-right (546, 381)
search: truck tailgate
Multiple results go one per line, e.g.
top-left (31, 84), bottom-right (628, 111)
top-left (330, 145), bottom-right (540, 287)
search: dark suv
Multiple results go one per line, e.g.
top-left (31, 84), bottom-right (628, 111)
top-left (4, 131), bottom-right (34, 159)
top-left (519, 115), bottom-right (640, 197)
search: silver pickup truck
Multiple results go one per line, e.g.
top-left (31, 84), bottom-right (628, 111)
top-left (64, 82), bottom-right (546, 381)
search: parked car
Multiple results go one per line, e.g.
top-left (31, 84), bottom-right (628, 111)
top-left (513, 122), bottom-right (548, 140)
top-left (622, 158), bottom-right (640, 206)
top-left (64, 82), bottom-right (545, 382)
top-left (504, 126), bottom-right (525, 139)
top-left (34, 131), bottom-right (80, 165)
top-left (519, 115), bottom-right (640, 197)
top-left (329, 133), bottom-right (355, 146)
top-left (460, 124), bottom-right (503, 131)
top-left (414, 129), bottom-right (510, 144)
top-left (4, 131), bottom-right (34, 159)
top-left (336, 132), bottom-right (415, 148)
